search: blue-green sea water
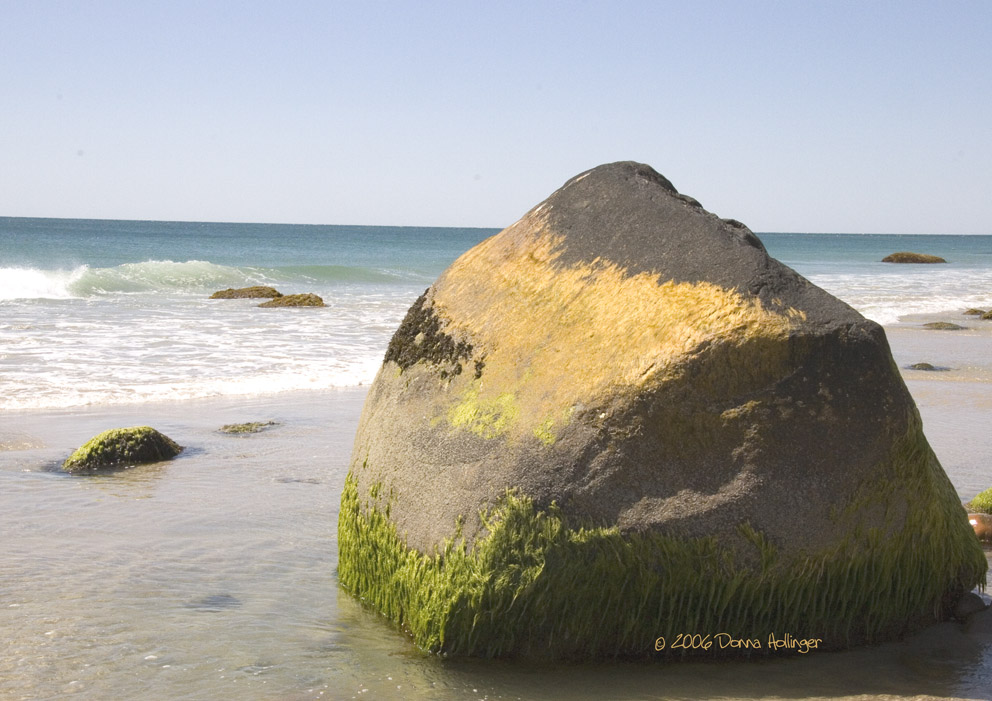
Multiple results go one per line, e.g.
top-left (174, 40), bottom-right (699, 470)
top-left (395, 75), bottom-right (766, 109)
top-left (1, 217), bottom-right (990, 410)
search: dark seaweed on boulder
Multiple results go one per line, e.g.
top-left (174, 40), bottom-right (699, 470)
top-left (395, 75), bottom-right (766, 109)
top-left (384, 292), bottom-right (473, 371)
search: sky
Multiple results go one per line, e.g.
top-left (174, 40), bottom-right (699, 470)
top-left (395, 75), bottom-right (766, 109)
top-left (1, 1), bottom-right (990, 233)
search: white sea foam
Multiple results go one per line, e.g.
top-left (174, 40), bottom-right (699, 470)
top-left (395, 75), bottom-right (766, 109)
top-left (0, 283), bottom-right (409, 411)
top-left (0, 266), bottom-right (89, 300)
top-left (809, 268), bottom-right (992, 325)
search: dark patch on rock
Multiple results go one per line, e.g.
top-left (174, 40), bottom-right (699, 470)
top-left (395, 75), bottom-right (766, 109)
top-left (907, 362), bottom-right (950, 371)
top-left (258, 293), bottom-right (325, 307)
top-left (211, 286), bottom-right (282, 299)
top-left (882, 252), bottom-right (947, 264)
top-left (923, 322), bottom-right (965, 330)
top-left (383, 291), bottom-right (473, 371)
top-left (62, 426), bottom-right (183, 473)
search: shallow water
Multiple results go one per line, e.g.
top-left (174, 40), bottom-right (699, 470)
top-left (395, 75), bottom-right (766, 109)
top-left (3, 355), bottom-right (992, 699)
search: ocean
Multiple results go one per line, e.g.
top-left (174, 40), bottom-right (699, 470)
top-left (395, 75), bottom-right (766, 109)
top-left (2, 217), bottom-right (991, 699)
top-left (2, 218), bottom-right (990, 411)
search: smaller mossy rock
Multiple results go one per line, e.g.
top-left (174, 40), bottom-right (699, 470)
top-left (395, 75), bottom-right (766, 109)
top-left (62, 426), bottom-right (183, 473)
top-left (923, 322), bottom-right (964, 331)
top-left (982, 311), bottom-right (992, 320)
top-left (210, 286), bottom-right (283, 299)
top-left (219, 421), bottom-right (278, 434)
top-left (258, 293), bottom-right (325, 308)
top-left (963, 309), bottom-right (986, 316)
top-left (969, 487), bottom-right (992, 515)
top-left (882, 252), bottom-right (947, 264)
top-left (907, 362), bottom-right (950, 371)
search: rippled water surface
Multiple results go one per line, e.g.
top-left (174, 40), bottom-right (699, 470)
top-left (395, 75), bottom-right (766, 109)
top-left (2, 382), bottom-right (991, 700)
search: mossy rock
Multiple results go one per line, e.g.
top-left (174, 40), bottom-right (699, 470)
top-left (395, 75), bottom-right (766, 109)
top-left (969, 487), bottom-right (992, 515)
top-left (963, 308), bottom-right (986, 316)
top-left (923, 322), bottom-right (965, 330)
top-left (983, 311), bottom-right (992, 320)
top-left (881, 252), bottom-right (947, 264)
top-left (62, 426), bottom-right (183, 473)
top-left (258, 293), bottom-right (325, 308)
top-left (340, 162), bottom-right (986, 658)
top-left (210, 286), bottom-right (283, 299)
top-left (219, 421), bottom-right (278, 434)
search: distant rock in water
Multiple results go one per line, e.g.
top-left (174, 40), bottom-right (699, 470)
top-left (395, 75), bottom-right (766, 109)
top-left (963, 308), bottom-right (986, 316)
top-left (983, 311), bottom-right (992, 320)
top-left (210, 286), bottom-right (283, 299)
top-left (258, 293), bottom-right (325, 307)
top-left (338, 161), bottom-right (986, 659)
top-left (62, 426), bottom-right (183, 473)
top-left (923, 322), bottom-right (965, 330)
top-left (907, 362), bottom-right (949, 371)
top-left (881, 252), bottom-right (947, 263)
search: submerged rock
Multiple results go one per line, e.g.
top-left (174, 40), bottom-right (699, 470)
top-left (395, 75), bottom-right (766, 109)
top-left (923, 322), bottom-right (965, 330)
top-left (62, 426), bottom-right (183, 473)
top-left (907, 362), bottom-right (949, 371)
top-left (339, 161), bottom-right (986, 659)
top-left (258, 293), bottom-right (325, 308)
top-left (881, 252), bottom-right (947, 263)
top-left (183, 594), bottom-right (242, 611)
top-left (963, 308), bottom-right (986, 316)
top-left (219, 421), bottom-right (278, 434)
top-left (210, 286), bottom-right (283, 299)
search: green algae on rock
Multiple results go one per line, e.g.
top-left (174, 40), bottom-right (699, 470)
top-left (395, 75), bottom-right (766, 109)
top-left (258, 293), bottom-right (325, 308)
top-left (62, 426), bottom-right (183, 473)
top-left (338, 162), bottom-right (986, 658)
top-left (923, 322), bottom-right (965, 330)
top-left (210, 286), bottom-right (283, 299)
top-left (881, 252), bottom-right (947, 263)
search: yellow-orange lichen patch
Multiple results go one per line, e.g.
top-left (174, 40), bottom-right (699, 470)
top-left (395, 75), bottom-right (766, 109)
top-left (433, 214), bottom-right (798, 442)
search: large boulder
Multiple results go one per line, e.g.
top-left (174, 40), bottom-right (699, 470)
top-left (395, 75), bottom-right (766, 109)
top-left (338, 162), bottom-right (986, 658)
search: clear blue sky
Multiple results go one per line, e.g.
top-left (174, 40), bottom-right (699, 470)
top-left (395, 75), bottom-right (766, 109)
top-left (1, 1), bottom-right (990, 233)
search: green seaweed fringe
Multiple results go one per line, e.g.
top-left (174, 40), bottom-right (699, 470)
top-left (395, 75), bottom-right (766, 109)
top-left (337, 431), bottom-right (986, 659)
